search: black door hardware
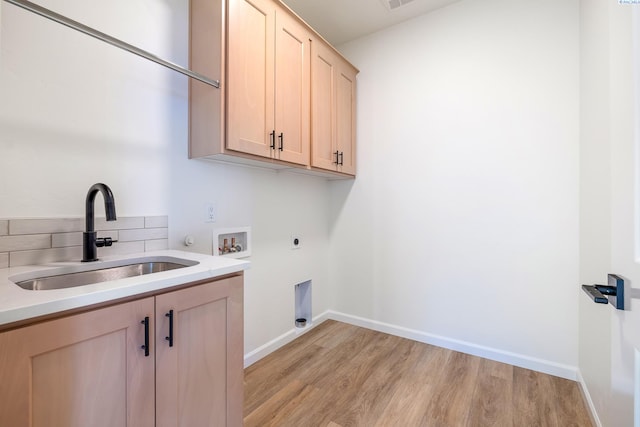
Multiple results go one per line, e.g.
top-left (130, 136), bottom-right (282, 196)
top-left (581, 274), bottom-right (624, 310)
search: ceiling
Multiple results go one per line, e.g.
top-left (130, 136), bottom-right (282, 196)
top-left (281, 0), bottom-right (462, 45)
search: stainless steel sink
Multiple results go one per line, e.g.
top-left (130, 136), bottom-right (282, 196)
top-left (11, 257), bottom-right (199, 291)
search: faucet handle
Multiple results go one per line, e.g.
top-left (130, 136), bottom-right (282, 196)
top-left (96, 237), bottom-right (118, 247)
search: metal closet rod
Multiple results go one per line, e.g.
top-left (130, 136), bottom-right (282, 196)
top-left (3, 0), bottom-right (220, 88)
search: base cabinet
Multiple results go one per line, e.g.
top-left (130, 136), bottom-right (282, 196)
top-left (0, 274), bottom-right (243, 427)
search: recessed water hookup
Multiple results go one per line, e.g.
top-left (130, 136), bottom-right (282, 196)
top-left (581, 274), bottom-right (624, 310)
top-left (213, 227), bottom-right (251, 258)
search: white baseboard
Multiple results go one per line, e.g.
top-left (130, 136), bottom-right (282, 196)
top-left (243, 310), bottom-right (331, 367)
top-left (325, 310), bottom-right (580, 381)
top-left (576, 370), bottom-right (603, 427)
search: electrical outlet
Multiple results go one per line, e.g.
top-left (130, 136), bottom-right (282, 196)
top-left (205, 202), bottom-right (217, 223)
top-left (291, 234), bottom-right (301, 249)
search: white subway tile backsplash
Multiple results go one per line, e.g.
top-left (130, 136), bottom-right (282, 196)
top-left (0, 234), bottom-right (51, 252)
top-left (145, 216), bottom-right (168, 228)
top-left (100, 241), bottom-right (145, 257)
top-left (119, 228), bottom-right (168, 242)
top-left (10, 218), bottom-right (83, 235)
top-left (96, 217), bottom-right (144, 231)
top-left (51, 232), bottom-right (82, 248)
top-left (10, 247), bottom-right (82, 267)
top-left (145, 239), bottom-right (169, 252)
top-left (52, 231), bottom-right (119, 248)
top-left (2, 216), bottom-right (168, 267)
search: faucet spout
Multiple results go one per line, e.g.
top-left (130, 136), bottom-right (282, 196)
top-left (82, 183), bottom-right (117, 262)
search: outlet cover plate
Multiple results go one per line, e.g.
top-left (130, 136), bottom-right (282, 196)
top-left (205, 202), bottom-right (217, 223)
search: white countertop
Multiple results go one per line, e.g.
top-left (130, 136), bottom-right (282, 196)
top-left (0, 250), bottom-right (250, 327)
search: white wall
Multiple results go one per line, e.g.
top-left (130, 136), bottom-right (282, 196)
top-left (0, 0), bottom-right (331, 358)
top-left (332, 0), bottom-right (581, 371)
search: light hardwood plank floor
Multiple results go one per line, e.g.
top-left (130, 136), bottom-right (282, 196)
top-left (244, 320), bottom-right (593, 427)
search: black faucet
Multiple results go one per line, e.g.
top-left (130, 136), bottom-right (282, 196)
top-left (82, 183), bottom-right (117, 262)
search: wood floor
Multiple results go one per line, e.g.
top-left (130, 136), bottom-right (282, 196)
top-left (244, 320), bottom-right (593, 427)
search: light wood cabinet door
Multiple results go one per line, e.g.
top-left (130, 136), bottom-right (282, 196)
top-left (227, 0), bottom-right (310, 166)
top-left (273, 9), bottom-right (310, 165)
top-left (0, 298), bottom-right (155, 427)
top-left (155, 276), bottom-right (244, 427)
top-left (227, 0), bottom-right (275, 159)
top-left (311, 40), bottom-right (338, 171)
top-left (311, 40), bottom-right (357, 175)
top-left (335, 62), bottom-right (357, 175)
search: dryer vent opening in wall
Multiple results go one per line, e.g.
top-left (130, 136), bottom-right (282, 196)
top-left (295, 281), bottom-right (312, 330)
top-left (380, 0), bottom-right (416, 10)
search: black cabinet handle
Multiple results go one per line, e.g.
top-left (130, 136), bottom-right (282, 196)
top-left (278, 133), bottom-right (284, 151)
top-left (141, 317), bottom-right (150, 357)
top-left (334, 151), bottom-right (340, 165)
top-left (270, 130), bottom-right (276, 149)
top-left (339, 152), bottom-right (344, 166)
top-left (165, 310), bottom-right (174, 347)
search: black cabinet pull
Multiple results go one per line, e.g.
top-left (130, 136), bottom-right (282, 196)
top-left (270, 130), bottom-right (276, 149)
top-left (141, 317), bottom-right (150, 357)
top-left (278, 133), bottom-right (284, 151)
top-left (334, 151), bottom-right (340, 165)
top-left (339, 152), bottom-right (344, 166)
top-left (165, 310), bottom-right (174, 347)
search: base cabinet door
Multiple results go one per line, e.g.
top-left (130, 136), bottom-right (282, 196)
top-left (155, 275), bottom-right (244, 427)
top-left (0, 298), bottom-right (156, 427)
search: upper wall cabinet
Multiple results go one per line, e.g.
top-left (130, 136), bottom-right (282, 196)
top-left (189, 0), bottom-right (358, 178)
top-left (227, 0), bottom-right (310, 166)
top-left (311, 39), bottom-right (358, 176)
